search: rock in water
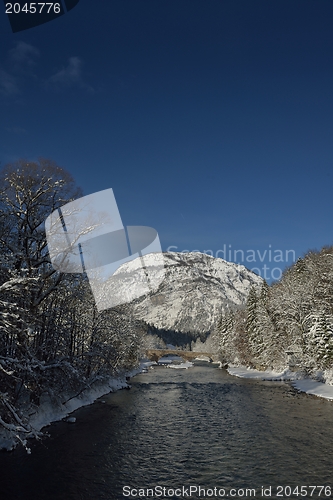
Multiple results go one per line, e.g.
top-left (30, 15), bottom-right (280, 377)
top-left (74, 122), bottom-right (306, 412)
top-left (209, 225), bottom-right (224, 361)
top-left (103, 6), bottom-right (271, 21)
top-left (65, 417), bottom-right (76, 423)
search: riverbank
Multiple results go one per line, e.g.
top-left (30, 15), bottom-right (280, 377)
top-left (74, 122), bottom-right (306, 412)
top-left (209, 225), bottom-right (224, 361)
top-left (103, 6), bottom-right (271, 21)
top-left (4, 359), bottom-right (333, 453)
top-left (0, 362), bottom-right (151, 452)
top-left (227, 366), bottom-right (333, 400)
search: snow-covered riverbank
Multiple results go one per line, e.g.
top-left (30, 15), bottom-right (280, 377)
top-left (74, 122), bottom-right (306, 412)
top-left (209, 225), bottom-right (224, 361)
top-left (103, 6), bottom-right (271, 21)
top-left (28, 377), bottom-right (129, 433)
top-left (0, 363), bottom-right (150, 452)
top-left (227, 366), bottom-right (333, 401)
top-left (5, 360), bottom-right (333, 452)
top-left (144, 359), bottom-right (333, 401)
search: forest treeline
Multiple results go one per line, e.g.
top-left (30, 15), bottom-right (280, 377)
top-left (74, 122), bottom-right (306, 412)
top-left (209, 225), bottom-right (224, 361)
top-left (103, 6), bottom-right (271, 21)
top-left (0, 159), bottom-right (148, 449)
top-left (2, 157), bottom-right (333, 449)
top-left (210, 247), bottom-right (333, 379)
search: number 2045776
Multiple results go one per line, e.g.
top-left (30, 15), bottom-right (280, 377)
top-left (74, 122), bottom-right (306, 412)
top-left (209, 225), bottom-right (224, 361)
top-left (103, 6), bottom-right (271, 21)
top-left (5, 3), bottom-right (61, 14)
top-left (275, 485), bottom-right (331, 497)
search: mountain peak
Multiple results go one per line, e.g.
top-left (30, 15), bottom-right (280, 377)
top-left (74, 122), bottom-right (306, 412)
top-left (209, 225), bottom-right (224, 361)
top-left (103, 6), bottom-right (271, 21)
top-left (126, 251), bottom-right (263, 334)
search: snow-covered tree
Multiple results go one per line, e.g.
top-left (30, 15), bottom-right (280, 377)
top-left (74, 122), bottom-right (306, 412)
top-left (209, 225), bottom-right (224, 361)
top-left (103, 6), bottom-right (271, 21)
top-left (0, 159), bottom-right (146, 450)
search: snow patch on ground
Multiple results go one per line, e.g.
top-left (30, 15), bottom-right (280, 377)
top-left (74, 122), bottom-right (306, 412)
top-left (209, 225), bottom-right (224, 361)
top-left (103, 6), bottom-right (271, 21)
top-left (194, 355), bottom-right (211, 362)
top-left (227, 366), bottom-right (300, 381)
top-left (138, 360), bottom-right (157, 369)
top-left (138, 360), bottom-right (157, 373)
top-left (168, 361), bottom-right (194, 369)
top-left (227, 365), bottom-right (333, 401)
top-left (291, 379), bottom-right (333, 400)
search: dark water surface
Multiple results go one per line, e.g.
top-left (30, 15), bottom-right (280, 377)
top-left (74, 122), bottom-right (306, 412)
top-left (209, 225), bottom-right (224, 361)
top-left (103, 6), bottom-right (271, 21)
top-left (1, 364), bottom-right (333, 500)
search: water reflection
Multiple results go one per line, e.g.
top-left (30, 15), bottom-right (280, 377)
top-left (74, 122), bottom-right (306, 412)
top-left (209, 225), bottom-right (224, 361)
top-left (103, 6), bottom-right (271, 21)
top-left (1, 364), bottom-right (333, 500)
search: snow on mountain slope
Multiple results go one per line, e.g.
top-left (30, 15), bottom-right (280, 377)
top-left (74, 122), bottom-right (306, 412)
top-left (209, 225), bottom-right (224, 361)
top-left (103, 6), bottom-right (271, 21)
top-left (110, 251), bottom-right (263, 334)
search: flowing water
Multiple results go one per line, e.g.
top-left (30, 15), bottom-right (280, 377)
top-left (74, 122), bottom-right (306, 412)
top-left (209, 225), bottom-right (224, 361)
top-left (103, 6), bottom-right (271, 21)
top-left (1, 363), bottom-right (333, 500)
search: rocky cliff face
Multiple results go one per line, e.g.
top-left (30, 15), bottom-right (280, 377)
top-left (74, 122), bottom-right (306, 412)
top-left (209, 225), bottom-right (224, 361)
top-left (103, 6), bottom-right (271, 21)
top-left (115, 252), bottom-right (263, 334)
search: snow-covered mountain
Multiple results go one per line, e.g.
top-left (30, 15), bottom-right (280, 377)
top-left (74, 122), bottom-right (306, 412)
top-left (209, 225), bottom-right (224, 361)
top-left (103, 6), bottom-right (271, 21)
top-left (111, 251), bottom-right (263, 334)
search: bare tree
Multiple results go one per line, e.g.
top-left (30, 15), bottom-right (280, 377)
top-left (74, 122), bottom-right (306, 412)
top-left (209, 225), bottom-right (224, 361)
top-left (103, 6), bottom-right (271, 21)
top-left (0, 160), bottom-right (145, 450)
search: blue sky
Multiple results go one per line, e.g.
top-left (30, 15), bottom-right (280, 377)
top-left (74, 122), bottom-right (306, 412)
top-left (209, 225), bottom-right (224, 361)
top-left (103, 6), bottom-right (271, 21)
top-left (1, 1), bottom-right (333, 282)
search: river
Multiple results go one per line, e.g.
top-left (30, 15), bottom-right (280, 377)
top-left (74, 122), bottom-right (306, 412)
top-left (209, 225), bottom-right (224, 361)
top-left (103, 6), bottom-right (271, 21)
top-left (1, 362), bottom-right (333, 500)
